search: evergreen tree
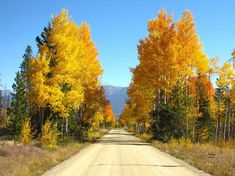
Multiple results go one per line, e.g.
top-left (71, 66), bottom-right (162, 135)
top-left (9, 46), bottom-right (32, 135)
top-left (195, 75), bottom-right (212, 142)
top-left (150, 102), bottom-right (183, 142)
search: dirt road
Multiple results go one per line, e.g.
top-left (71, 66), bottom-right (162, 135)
top-left (43, 129), bottom-right (209, 176)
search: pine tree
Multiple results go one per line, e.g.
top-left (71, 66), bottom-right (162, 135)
top-left (9, 46), bottom-right (32, 135)
top-left (195, 75), bottom-right (212, 142)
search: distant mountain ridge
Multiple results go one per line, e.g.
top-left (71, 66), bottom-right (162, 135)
top-left (0, 90), bottom-right (13, 108)
top-left (0, 87), bottom-right (129, 118)
top-left (103, 85), bottom-right (128, 119)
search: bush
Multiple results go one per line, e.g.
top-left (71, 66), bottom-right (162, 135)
top-left (169, 138), bottom-right (193, 148)
top-left (40, 120), bottom-right (59, 149)
top-left (87, 128), bottom-right (95, 141)
top-left (19, 118), bottom-right (33, 144)
top-left (139, 133), bottom-right (153, 142)
top-left (58, 136), bottom-right (74, 146)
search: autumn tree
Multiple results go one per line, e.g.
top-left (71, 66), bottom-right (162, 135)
top-left (104, 100), bottom-right (116, 128)
top-left (216, 61), bottom-right (235, 140)
top-left (121, 9), bottom-right (211, 141)
top-left (27, 10), bottom-right (105, 138)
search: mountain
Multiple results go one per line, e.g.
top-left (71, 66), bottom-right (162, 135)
top-left (0, 90), bottom-right (13, 108)
top-left (0, 86), bottom-right (129, 117)
top-left (103, 85), bottom-right (128, 119)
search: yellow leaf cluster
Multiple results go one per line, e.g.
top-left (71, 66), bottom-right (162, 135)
top-left (217, 62), bottom-right (235, 88)
top-left (19, 118), bottom-right (33, 144)
top-left (28, 10), bottom-right (103, 118)
top-left (40, 120), bottom-right (59, 149)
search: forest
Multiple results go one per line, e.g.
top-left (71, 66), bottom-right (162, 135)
top-left (120, 9), bottom-right (235, 143)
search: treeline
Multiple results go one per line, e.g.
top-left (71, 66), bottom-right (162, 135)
top-left (120, 9), bottom-right (235, 143)
top-left (3, 10), bottom-right (116, 148)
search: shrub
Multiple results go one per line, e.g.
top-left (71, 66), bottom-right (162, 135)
top-left (88, 128), bottom-right (95, 141)
top-left (139, 133), bottom-right (153, 142)
top-left (169, 137), bottom-right (193, 148)
top-left (40, 120), bottom-right (59, 149)
top-left (19, 118), bottom-right (33, 144)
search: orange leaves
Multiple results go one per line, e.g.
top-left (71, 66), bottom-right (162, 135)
top-left (135, 9), bottom-right (209, 97)
top-left (148, 9), bottom-right (173, 38)
top-left (104, 100), bottom-right (116, 125)
top-left (232, 49), bottom-right (235, 59)
top-left (121, 9), bottom-right (211, 129)
top-left (188, 76), bottom-right (215, 100)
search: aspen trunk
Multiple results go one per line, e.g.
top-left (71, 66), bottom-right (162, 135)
top-left (224, 99), bottom-right (228, 140)
top-left (65, 118), bottom-right (68, 135)
top-left (228, 103), bottom-right (231, 139)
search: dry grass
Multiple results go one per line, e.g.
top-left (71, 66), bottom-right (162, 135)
top-left (152, 139), bottom-right (235, 176)
top-left (0, 128), bottom-right (108, 176)
top-left (0, 142), bottom-right (89, 176)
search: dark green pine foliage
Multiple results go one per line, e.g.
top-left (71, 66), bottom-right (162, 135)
top-left (170, 84), bottom-right (191, 138)
top-left (150, 87), bottom-right (185, 142)
top-left (214, 87), bottom-right (224, 139)
top-left (195, 75), bottom-right (212, 142)
top-left (9, 46), bottom-right (32, 135)
top-left (36, 23), bottom-right (51, 48)
top-left (150, 103), bottom-right (183, 142)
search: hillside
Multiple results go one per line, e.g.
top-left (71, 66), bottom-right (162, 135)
top-left (103, 85), bottom-right (128, 119)
top-left (0, 90), bottom-right (13, 108)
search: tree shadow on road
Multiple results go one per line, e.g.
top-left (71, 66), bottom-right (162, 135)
top-left (98, 164), bottom-right (183, 167)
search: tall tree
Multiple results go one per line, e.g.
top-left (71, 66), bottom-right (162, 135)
top-left (121, 9), bottom-right (211, 142)
top-left (9, 46), bottom-right (32, 135)
top-left (28, 10), bottom-right (104, 136)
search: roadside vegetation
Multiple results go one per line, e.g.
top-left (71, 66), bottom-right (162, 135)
top-left (0, 9), bottom-right (115, 175)
top-left (0, 129), bottom-right (108, 176)
top-left (121, 9), bottom-right (235, 176)
top-left (137, 133), bottom-right (235, 176)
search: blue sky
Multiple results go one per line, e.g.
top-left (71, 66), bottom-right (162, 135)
top-left (0, 0), bottom-right (235, 89)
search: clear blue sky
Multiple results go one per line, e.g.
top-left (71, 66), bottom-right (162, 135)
top-left (0, 0), bottom-right (235, 89)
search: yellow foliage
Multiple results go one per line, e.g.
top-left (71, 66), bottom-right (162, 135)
top-left (28, 54), bottom-right (50, 108)
top-left (28, 9), bottom-right (103, 119)
top-left (217, 62), bottom-right (235, 88)
top-left (169, 138), bottom-right (193, 148)
top-left (91, 110), bottom-right (104, 129)
top-left (40, 120), bottom-right (59, 149)
top-left (20, 118), bottom-right (33, 144)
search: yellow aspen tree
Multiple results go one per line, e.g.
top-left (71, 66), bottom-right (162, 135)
top-left (28, 10), bottom-right (104, 138)
top-left (217, 62), bottom-right (235, 139)
top-left (31, 10), bottom-right (103, 119)
top-left (137, 9), bottom-right (176, 93)
top-left (175, 10), bottom-right (209, 78)
top-left (231, 50), bottom-right (235, 110)
top-left (47, 10), bottom-right (84, 118)
top-left (120, 102), bottom-right (135, 129)
top-left (123, 9), bottom-right (210, 138)
top-left (28, 53), bottom-right (50, 109)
